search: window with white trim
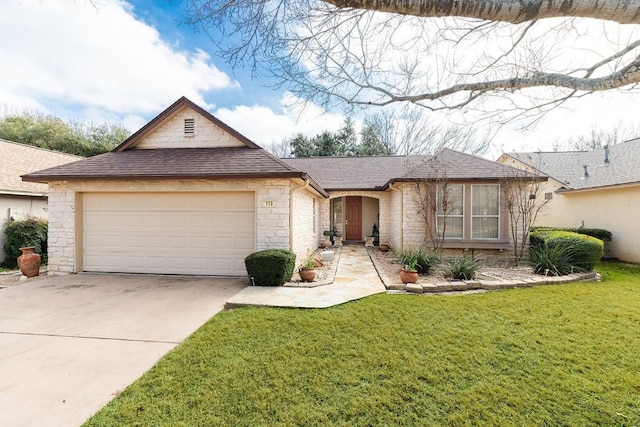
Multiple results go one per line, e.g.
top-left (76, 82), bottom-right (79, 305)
top-left (471, 184), bottom-right (500, 239)
top-left (437, 184), bottom-right (464, 239)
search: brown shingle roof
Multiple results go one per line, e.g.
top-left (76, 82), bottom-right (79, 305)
top-left (284, 149), bottom-right (534, 190)
top-left (0, 139), bottom-right (82, 196)
top-left (22, 147), bottom-right (328, 197)
top-left (24, 147), bottom-right (297, 179)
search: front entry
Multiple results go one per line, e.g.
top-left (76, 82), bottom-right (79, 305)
top-left (345, 196), bottom-right (362, 240)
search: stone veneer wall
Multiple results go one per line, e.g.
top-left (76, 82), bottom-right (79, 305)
top-left (290, 186), bottom-right (321, 265)
top-left (46, 178), bottom-right (293, 275)
top-left (401, 183), bottom-right (428, 248)
top-left (135, 108), bottom-right (245, 149)
top-left (388, 184), bottom-right (403, 249)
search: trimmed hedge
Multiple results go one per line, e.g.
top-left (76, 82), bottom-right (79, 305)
top-left (530, 230), bottom-right (604, 274)
top-left (2, 218), bottom-right (48, 268)
top-left (244, 249), bottom-right (296, 286)
top-left (530, 226), bottom-right (612, 242)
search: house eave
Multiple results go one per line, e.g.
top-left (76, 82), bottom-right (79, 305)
top-left (21, 172), bottom-right (330, 198)
top-left (0, 189), bottom-right (48, 198)
top-left (556, 180), bottom-right (640, 194)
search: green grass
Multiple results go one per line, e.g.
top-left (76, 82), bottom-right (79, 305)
top-left (85, 262), bottom-right (640, 426)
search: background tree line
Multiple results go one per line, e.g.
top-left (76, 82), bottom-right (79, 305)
top-left (0, 111), bottom-right (130, 157)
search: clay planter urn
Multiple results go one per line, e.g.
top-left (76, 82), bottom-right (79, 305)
top-left (17, 246), bottom-right (41, 278)
top-left (400, 268), bottom-right (418, 284)
top-left (299, 267), bottom-right (316, 283)
top-left (379, 243), bottom-right (390, 252)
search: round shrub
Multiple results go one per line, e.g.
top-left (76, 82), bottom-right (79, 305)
top-left (244, 249), bottom-right (296, 286)
top-left (2, 217), bottom-right (48, 268)
top-left (530, 230), bottom-right (603, 274)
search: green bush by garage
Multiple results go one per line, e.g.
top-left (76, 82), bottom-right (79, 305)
top-left (245, 249), bottom-right (296, 286)
top-left (529, 230), bottom-right (604, 275)
top-left (2, 218), bottom-right (48, 268)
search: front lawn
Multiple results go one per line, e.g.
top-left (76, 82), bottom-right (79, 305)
top-left (85, 262), bottom-right (640, 426)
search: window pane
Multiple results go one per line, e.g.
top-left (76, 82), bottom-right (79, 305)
top-left (437, 185), bottom-right (464, 215)
top-left (472, 217), bottom-right (499, 239)
top-left (438, 217), bottom-right (463, 238)
top-left (472, 185), bottom-right (499, 216)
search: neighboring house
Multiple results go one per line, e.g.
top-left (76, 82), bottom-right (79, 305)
top-left (0, 139), bottom-right (81, 264)
top-left (498, 139), bottom-right (640, 263)
top-left (23, 97), bottom-right (535, 276)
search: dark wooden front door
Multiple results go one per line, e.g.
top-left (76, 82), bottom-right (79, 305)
top-left (345, 196), bottom-right (362, 240)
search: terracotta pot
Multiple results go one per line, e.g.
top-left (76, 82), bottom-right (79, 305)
top-left (17, 246), bottom-right (41, 278)
top-left (299, 268), bottom-right (316, 282)
top-left (400, 269), bottom-right (418, 284)
top-left (379, 243), bottom-right (390, 252)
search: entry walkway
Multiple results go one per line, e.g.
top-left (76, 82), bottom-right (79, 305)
top-left (225, 245), bottom-right (386, 309)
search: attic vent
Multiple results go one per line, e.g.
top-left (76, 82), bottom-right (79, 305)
top-left (184, 118), bottom-right (195, 136)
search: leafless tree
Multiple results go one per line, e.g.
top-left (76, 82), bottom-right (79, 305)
top-left (413, 159), bottom-right (454, 251)
top-left (185, 0), bottom-right (640, 126)
top-left (501, 169), bottom-right (549, 264)
top-left (364, 107), bottom-right (491, 155)
top-left (556, 122), bottom-right (640, 151)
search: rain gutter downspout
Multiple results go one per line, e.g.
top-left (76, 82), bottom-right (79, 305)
top-left (388, 182), bottom-right (403, 248)
top-left (289, 177), bottom-right (310, 252)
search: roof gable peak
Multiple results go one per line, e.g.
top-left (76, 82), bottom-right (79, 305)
top-left (114, 96), bottom-right (260, 151)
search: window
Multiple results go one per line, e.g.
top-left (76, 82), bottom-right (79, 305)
top-left (437, 184), bottom-right (464, 239)
top-left (545, 192), bottom-right (553, 200)
top-left (184, 118), bottom-right (195, 136)
top-left (472, 184), bottom-right (500, 239)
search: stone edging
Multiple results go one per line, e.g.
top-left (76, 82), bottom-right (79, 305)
top-left (283, 246), bottom-right (342, 288)
top-left (367, 248), bottom-right (599, 294)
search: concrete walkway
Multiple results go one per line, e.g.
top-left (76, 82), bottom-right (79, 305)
top-left (226, 245), bottom-right (386, 309)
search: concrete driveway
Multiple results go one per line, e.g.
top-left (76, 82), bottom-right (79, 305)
top-left (0, 274), bottom-right (246, 427)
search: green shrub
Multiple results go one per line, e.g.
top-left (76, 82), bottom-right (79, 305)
top-left (529, 241), bottom-right (579, 276)
top-left (530, 226), bottom-right (612, 242)
top-left (395, 247), bottom-right (439, 274)
top-left (530, 230), bottom-right (604, 274)
top-left (2, 218), bottom-right (48, 268)
top-left (442, 257), bottom-right (482, 280)
top-left (244, 249), bottom-right (296, 286)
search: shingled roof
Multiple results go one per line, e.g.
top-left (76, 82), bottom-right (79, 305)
top-left (503, 138), bottom-right (640, 191)
top-left (284, 149), bottom-right (535, 191)
top-left (0, 139), bottom-right (81, 197)
top-left (22, 146), bottom-right (328, 196)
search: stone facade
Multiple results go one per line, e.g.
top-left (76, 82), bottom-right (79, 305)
top-left (46, 178), bottom-right (299, 275)
top-left (290, 184), bottom-right (321, 264)
top-left (135, 108), bottom-right (244, 149)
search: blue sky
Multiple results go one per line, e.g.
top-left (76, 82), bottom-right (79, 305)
top-left (1, 0), bottom-right (639, 156)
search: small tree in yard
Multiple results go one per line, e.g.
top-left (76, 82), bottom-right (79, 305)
top-left (502, 170), bottom-right (549, 265)
top-left (414, 159), bottom-right (454, 252)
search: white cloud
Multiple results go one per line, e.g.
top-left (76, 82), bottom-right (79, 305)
top-left (0, 0), bottom-right (237, 124)
top-left (214, 92), bottom-right (346, 146)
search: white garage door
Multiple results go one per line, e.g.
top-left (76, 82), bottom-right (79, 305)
top-left (82, 192), bottom-right (255, 276)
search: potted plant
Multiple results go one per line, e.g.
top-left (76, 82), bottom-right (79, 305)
top-left (333, 229), bottom-right (343, 246)
top-left (321, 230), bottom-right (332, 248)
top-left (299, 258), bottom-right (316, 282)
top-left (400, 259), bottom-right (419, 284)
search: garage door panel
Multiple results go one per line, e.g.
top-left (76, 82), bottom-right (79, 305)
top-left (82, 192), bottom-right (255, 275)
